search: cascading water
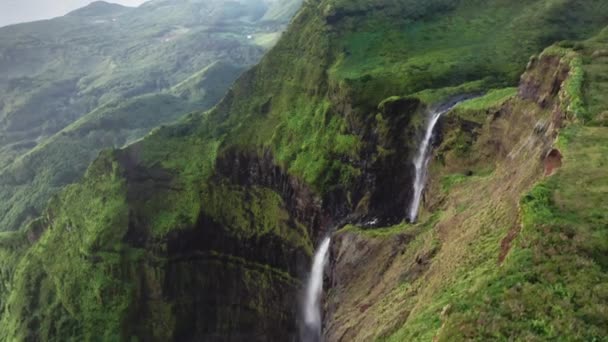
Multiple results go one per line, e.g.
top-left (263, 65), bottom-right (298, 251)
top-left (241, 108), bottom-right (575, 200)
top-left (301, 236), bottom-right (331, 342)
top-left (407, 106), bottom-right (452, 223)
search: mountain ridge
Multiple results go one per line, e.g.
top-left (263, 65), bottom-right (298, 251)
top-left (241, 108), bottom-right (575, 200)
top-left (0, 0), bottom-right (301, 232)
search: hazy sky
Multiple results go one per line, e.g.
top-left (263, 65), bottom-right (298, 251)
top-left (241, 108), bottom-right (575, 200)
top-left (0, 0), bottom-right (148, 27)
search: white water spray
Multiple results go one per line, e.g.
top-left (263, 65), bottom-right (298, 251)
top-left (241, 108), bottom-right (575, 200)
top-left (407, 108), bottom-right (450, 223)
top-left (302, 236), bottom-right (331, 341)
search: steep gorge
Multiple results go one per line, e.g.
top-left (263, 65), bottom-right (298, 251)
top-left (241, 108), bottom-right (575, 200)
top-left (0, 0), bottom-right (607, 340)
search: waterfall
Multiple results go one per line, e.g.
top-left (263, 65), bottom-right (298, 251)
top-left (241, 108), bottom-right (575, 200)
top-left (302, 236), bottom-right (331, 342)
top-left (407, 107), bottom-right (450, 223)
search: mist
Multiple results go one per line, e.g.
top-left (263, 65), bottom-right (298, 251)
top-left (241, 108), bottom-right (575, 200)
top-left (0, 0), bottom-right (148, 27)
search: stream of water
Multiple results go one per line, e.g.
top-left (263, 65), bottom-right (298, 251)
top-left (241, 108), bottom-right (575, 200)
top-left (302, 236), bottom-right (331, 342)
top-left (407, 102), bottom-right (461, 223)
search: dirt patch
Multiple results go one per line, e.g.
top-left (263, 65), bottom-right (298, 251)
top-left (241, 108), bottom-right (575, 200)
top-left (544, 148), bottom-right (562, 176)
top-left (498, 224), bottom-right (522, 264)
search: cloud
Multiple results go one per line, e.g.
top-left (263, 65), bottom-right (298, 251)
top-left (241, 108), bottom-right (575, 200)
top-left (0, 0), bottom-right (148, 27)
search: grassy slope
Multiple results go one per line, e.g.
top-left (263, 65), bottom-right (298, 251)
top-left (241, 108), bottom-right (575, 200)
top-left (0, 0), bottom-right (607, 340)
top-left (327, 0), bottom-right (608, 105)
top-left (327, 29), bottom-right (608, 341)
top-left (0, 154), bottom-right (132, 340)
top-left (0, 61), bottom-right (244, 233)
top-left (434, 27), bottom-right (608, 341)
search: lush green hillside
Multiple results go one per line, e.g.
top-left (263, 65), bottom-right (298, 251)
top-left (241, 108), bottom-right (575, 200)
top-left (0, 0), bottom-right (302, 232)
top-left (327, 31), bottom-right (608, 340)
top-left (0, 0), bottom-right (264, 166)
top-left (0, 0), bottom-right (607, 340)
top-left (0, 61), bottom-right (244, 233)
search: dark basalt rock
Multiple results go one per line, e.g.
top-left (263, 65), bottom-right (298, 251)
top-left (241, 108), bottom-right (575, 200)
top-left (363, 97), bottom-right (422, 225)
top-left (108, 147), bottom-right (315, 341)
top-left (215, 149), bottom-right (332, 239)
top-left (165, 213), bottom-right (309, 279)
top-left (125, 213), bottom-right (306, 341)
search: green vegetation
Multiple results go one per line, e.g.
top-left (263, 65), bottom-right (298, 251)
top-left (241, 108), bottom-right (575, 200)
top-left (0, 1), bottom-right (297, 232)
top-left (0, 152), bottom-right (131, 341)
top-left (273, 100), bottom-right (363, 190)
top-left (328, 30), bottom-right (608, 341)
top-left (339, 212), bottom-right (442, 239)
top-left (456, 88), bottom-right (518, 112)
top-left (581, 27), bottom-right (608, 123)
top-left (202, 182), bottom-right (312, 254)
top-left (328, 0), bottom-right (608, 106)
top-left (0, 62), bottom-right (242, 233)
top-left (440, 173), bottom-right (469, 193)
top-left (564, 55), bottom-right (589, 121)
top-left (205, 0), bottom-right (608, 197)
top-left (412, 80), bottom-right (487, 105)
top-left (434, 124), bottom-right (608, 340)
top-left (0, 0), bottom-right (267, 168)
top-left (434, 36), bottom-right (608, 341)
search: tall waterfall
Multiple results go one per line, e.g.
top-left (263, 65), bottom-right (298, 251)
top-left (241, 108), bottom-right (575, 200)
top-left (407, 107), bottom-right (451, 223)
top-left (302, 236), bottom-right (331, 342)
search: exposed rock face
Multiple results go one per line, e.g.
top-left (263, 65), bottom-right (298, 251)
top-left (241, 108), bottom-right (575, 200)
top-left (359, 97), bottom-right (424, 225)
top-left (520, 55), bottom-right (570, 108)
top-left (215, 149), bottom-right (334, 238)
top-left (128, 221), bottom-right (302, 341)
top-left (111, 147), bottom-right (314, 341)
top-left (325, 230), bottom-right (419, 341)
top-left (543, 148), bottom-right (563, 176)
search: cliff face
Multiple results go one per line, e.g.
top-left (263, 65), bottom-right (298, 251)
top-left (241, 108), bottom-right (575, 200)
top-left (0, 0), bottom-right (607, 340)
top-left (326, 36), bottom-right (608, 340)
top-left (325, 48), bottom-right (569, 341)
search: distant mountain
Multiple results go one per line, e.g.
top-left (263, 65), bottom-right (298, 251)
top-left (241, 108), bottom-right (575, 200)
top-left (0, 0), bottom-right (302, 232)
top-left (66, 1), bottom-right (133, 17)
top-left (0, 1), bottom-right (145, 28)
